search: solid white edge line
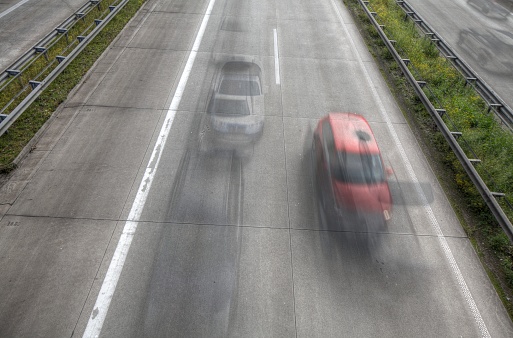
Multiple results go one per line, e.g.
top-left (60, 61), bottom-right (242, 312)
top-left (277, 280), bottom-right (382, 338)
top-left (273, 28), bottom-right (281, 85)
top-left (0, 0), bottom-right (31, 19)
top-left (328, 0), bottom-right (490, 337)
top-left (82, 0), bottom-right (217, 336)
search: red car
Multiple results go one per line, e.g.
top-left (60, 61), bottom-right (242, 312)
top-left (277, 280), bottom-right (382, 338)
top-left (313, 113), bottom-right (392, 225)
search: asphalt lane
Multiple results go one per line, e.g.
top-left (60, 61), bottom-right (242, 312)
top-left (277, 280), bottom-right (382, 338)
top-left (0, 0), bottom-right (87, 70)
top-left (405, 0), bottom-right (513, 110)
top-left (0, 0), bottom-right (512, 337)
top-left (83, 0), bottom-right (512, 336)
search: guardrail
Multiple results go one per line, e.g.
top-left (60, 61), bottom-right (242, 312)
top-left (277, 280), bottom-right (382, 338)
top-left (356, 0), bottom-right (513, 242)
top-left (396, 0), bottom-right (513, 133)
top-left (0, 0), bottom-right (129, 137)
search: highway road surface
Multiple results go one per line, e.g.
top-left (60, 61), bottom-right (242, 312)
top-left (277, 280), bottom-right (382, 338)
top-left (0, 0), bottom-right (512, 337)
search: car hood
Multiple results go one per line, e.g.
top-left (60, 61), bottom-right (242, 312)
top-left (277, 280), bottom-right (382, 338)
top-left (208, 93), bottom-right (264, 135)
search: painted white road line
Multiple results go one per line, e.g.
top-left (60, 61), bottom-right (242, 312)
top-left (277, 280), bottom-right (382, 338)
top-left (82, 0), bottom-right (217, 336)
top-left (0, 0), bottom-right (31, 19)
top-left (328, 0), bottom-right (491, 337)
top-left (273, 28), bottom-right (281, 85)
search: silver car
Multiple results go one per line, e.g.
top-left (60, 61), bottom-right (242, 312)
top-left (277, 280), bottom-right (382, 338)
top-left (206, 61), bottom-right (264, 142)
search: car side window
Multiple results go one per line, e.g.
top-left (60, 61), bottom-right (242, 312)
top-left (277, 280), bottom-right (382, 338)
top-left (321, 121), bottom-right (332, 155)
top-left (321, 121), bottom-right (338, 175)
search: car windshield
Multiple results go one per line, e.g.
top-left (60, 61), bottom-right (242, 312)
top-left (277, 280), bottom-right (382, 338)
top-left (208, 97), bottom-right (250, 116)
top-left (333, 151), bottom-right (385, 184)
top-left (219, 79), bottom-right (261, 96)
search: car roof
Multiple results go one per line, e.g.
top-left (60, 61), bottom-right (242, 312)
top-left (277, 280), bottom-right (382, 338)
top-left (327, 113), bottom-right (380, 154)
top-left (217, 61), bottom-right (263, 93)
top-left (221, 61), bottom-right (262, 76)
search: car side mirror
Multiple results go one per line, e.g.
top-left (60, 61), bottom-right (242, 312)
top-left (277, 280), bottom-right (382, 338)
top-left (385, 167), bottom-right (394, 178)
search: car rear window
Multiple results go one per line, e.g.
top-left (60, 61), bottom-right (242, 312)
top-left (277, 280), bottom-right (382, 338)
top-left (209, 98), bottom-right (250, 116)
top-left (333, 152), bottom-right (385, 184)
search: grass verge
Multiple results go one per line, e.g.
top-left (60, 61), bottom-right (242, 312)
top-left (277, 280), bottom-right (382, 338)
top-left (0, 0), bottom-right (147, 173)
top-left (343, 0), bottom-right (513, 318)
